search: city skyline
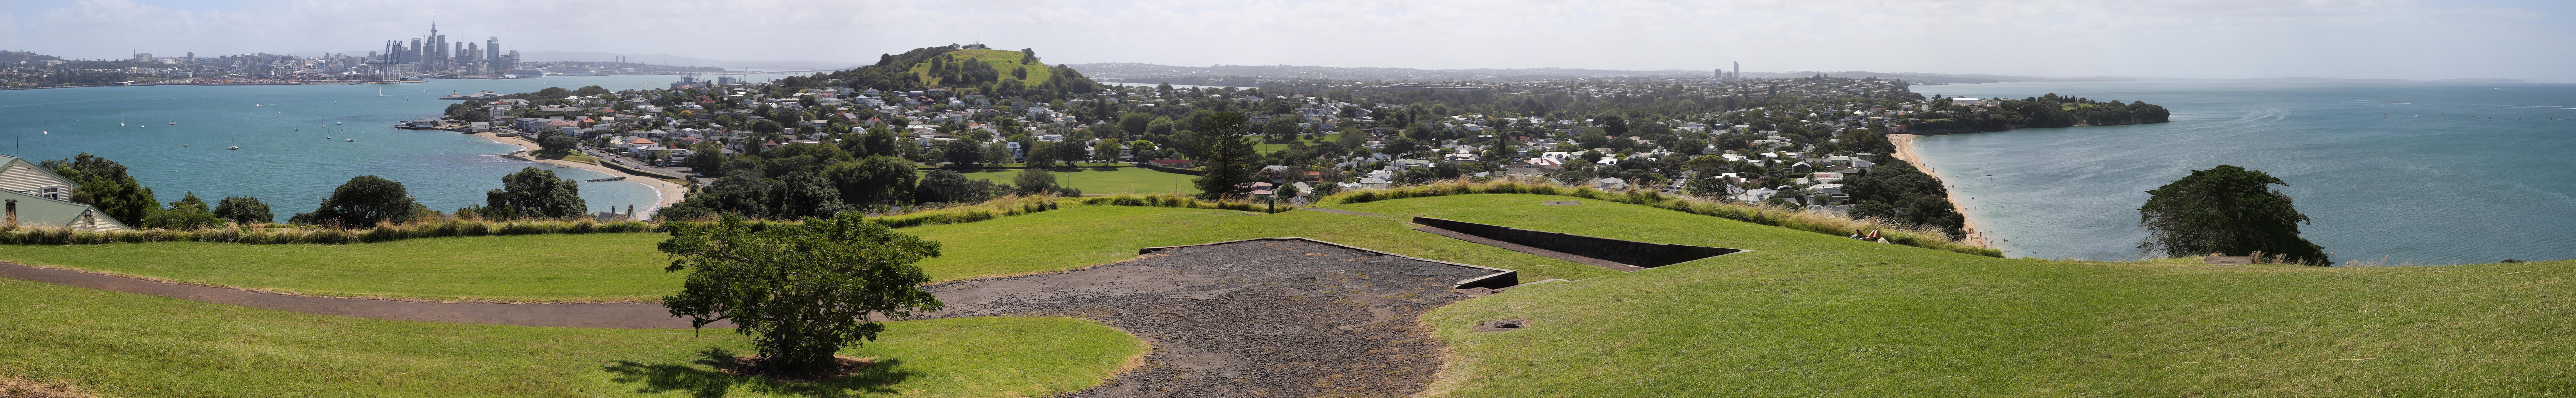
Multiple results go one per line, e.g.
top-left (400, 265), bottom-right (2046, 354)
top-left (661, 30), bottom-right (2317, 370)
top-left (2, 0), bottom-right (2572, 81)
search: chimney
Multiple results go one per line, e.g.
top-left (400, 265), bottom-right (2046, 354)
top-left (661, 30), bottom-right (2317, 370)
top-left (6, 199), bottom-right (16, 228)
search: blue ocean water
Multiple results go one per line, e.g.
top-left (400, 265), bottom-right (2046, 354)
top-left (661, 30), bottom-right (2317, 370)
top-left (1912, 81), bottom-right (2576, 264)
top-left (0, 74), bottom-right (792, 219)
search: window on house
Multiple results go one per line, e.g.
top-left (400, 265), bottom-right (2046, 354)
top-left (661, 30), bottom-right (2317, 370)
top-left (39, 185), bottom-right (63, 200)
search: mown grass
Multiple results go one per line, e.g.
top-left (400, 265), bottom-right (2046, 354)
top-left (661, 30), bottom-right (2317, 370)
top-left (0, 203), bottom-right (1616, 302)
top-left (1327, 195), bottom-right (2576, 397)
top-left (1254, 133), bottom-right (1341, 153)
top-left (910, 49), bottom-right (1051, 87)
top-left (952, 167), bottom-right (1198, 195)
top-left (0, 277), bottom-right (1145, 397)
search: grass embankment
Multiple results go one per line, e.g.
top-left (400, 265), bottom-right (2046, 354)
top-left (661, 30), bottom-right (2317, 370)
top-left (1324, 195), bottom-right (2576, 397)
top-left (952, 167), bottom-right (1198, 195)
top-left (0, 202), bottom-right (1616, 302)
top-left (0, 277), bottom-right (1144, 397)
top-left (1327, 179), bottom-right (1998, 257)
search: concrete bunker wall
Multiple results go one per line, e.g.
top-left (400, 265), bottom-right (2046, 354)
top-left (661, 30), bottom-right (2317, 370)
top-left (1412, 217), bottom-right (1741, 268)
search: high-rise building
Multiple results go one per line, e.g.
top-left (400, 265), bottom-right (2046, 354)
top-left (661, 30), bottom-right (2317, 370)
top-left (487, 37), bottom-right (499, 61)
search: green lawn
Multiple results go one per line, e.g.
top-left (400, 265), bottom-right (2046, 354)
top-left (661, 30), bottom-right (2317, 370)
top-left (0, 277), bottom-right (1143, 397)
top-left (0, 205), bottom-right (1613, 302)
top-left (1254, 133), bottom-right (1341, 154)
top-left (910, 49), bottom-right (1051, 87)
top-left (1332, 194), bottom-right (2576, 397)
top-left (953, 167), bottom-right (1198, 195)
top-left (0, 233), bottom-right (676, 303)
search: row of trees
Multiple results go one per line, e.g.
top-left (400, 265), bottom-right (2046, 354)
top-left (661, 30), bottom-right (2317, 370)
top-left (34, 153), bottom-right (600, 231)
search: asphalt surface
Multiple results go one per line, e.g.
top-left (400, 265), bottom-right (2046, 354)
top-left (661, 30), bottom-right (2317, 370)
top-left (922, 239), bottom-right (1494, 398)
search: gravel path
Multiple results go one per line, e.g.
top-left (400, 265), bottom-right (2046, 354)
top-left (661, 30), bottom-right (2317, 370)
top-left (921, 239), bottom-right (1499, 397)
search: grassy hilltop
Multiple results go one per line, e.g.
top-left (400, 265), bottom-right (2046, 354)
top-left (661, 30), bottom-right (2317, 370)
top-left (906, 48), bottom-right (1055, 87)
top-left (1, 193), bottom-right (2569, 396)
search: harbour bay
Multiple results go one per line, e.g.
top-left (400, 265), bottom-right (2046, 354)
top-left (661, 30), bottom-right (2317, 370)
top-left (1911, 81), bottom-right (2576, 264)
top-left (0, 73), bottom-right (790, 220)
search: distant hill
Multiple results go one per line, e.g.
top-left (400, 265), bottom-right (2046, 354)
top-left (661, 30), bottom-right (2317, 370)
top-left (516, 51), bottom-right (861, 71)
top-left (808, 45), bottom-right (1099, 101)
top-left (1067, 62), bottom-right (2138, 84)
top-left (0, 50), bottom-right (66, 63)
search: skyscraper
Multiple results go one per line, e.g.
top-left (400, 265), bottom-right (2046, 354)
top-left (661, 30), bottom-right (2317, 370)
top-left (486, 37), bottom-right (500, 62)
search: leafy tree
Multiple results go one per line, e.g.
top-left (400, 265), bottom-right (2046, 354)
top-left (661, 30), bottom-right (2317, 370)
top-left (659, 213), bottom-right (945, 377)
top-left (1841, 160), bottom-right (1964, 237)
top-left (213, 196), bottom-right (274, 225)
top-left (1188, 112), bottom-right (1258, 200)
top-left (2137, 165), bottom-right (2327, 264)
top-left (914, 170), bottom-right (994, 204)
top-left (41, 153), bottom-right (156, 225)
top-left (1119, 112), bottom-right (1154, 136)
top-left (938, 139), bottom-right (984, 166)
top-left (536, 132), bottom-right (579, 155)
top-left (141, 192), bottom-right (223, 230)
top-left (1012, 168), bottom-right (1058, 195)
top-left (1092, 139), bottom-right (1122, 163)
top-left (1023, 141), bottom-right (1058, 167)
top-left (574, 85), bottom-right (611, 96)
top-left (310, 175), bottom-right (417, 227)
top-left (824, 156), bottom-right (918, 208)
top-left (485, 167), bottom-right (588, 220)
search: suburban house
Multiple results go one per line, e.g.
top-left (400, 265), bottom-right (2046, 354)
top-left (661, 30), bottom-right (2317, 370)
top-left (0, 154), bottom-right (130, 231)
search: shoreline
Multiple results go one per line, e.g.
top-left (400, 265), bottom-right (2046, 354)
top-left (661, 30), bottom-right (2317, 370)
top-left (471, 132), bottom-right (687, 218)
top-left (1888, 134), bottom-right (1994, 250)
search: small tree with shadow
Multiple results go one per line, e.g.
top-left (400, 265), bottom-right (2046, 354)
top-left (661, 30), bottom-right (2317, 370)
top-left (659, 212), bottom-right (946, 378)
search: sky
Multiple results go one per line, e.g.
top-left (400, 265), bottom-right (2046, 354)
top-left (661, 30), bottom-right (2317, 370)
top-left (1, 0), bottom-right (2570, 81)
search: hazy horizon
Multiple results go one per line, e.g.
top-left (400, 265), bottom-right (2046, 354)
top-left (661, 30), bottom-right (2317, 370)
top-left (3, 0), bottom-right (2570, 81)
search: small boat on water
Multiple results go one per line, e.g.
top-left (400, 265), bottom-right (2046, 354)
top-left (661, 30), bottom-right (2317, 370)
top-left (346, 139), bottom-right (355, 142)
top-left (228, 146), bottom-right (239, 150)
top-left (168, 122), bottom-right (176, 125)
top-left (182, 144), bottom-right (188, 147)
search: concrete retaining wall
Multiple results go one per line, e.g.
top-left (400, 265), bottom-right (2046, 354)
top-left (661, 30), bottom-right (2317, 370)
top-left (1412, 217), bottom-right (1740, 268)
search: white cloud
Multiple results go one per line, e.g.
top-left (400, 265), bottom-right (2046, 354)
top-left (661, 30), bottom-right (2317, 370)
top-left (1, 0), bottom-right (2566, 80)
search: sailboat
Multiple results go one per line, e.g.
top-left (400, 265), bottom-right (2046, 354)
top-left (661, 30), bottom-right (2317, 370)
top-left (377, 88), bottom-right (385, 97)
top-left (119, 116), bottom-right (125, 127)
top-left (168, 121), bottom-right (176, 125)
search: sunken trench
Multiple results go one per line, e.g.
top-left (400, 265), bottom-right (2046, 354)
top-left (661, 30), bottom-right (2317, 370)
top-left (918, 238), bottom-right (1514, 398)
top-left (1412, 217), bottom-right (1742, 271)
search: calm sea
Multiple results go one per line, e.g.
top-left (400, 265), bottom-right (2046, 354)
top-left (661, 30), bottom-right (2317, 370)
top-left (1912, 81), bottom-right (2576, 264)
top-left (0, 73), bottom-right (794, 219)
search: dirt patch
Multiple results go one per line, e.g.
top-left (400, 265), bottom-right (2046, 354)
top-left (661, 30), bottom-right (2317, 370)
top-left (0, 376), bottom-right (90, 398)
top-left (920, 239), bottom-right (1495, 397)
top-left (1473, 320), bottom-right (1530, 332)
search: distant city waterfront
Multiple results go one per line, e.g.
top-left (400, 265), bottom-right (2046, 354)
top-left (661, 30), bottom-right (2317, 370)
top-left (0, 73), bottom-right (797, 218)
top-left (1911, 81), bottom-right (2576, 264)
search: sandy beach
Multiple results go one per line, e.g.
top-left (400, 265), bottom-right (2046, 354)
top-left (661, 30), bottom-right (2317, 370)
top-left (472, 132), bottom-right (689, 216)
top-left (1888, 134), bottom-right (1993, 249)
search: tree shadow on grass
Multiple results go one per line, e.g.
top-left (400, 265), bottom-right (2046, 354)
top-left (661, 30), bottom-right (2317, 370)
top-left (603, 348), bottom-right (917, 398)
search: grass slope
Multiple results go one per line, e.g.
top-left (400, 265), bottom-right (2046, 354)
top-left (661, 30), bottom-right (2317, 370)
top-left (1332, 195), bottom-right (2576, 397)
top-left (0, 277), bottom-right (1144, 397)
top-left (954, 167), bottom-right (1198, 195)
top-left (907, 49), bottom-right (1050, 88)
top-left (0, 233), bottom-right (675, 302)
top-left (0, 205), bottom-right (1614, 302)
